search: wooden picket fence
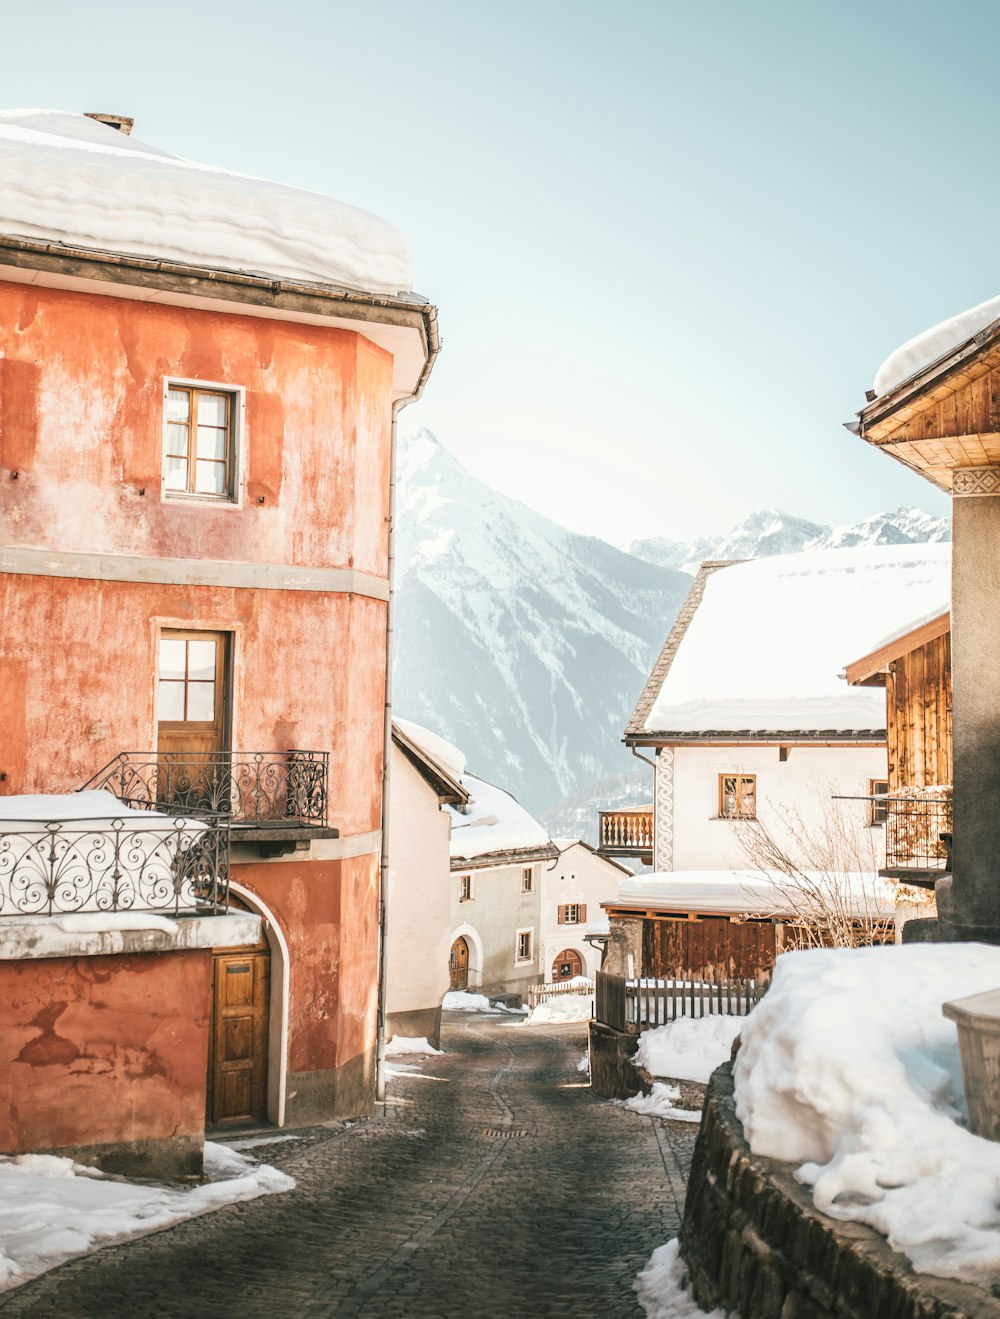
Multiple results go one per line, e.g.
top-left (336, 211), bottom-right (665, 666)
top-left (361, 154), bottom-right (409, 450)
top-left (595, 969), bottom-right (769, 1033)
top-left (527, 978), bottom-right (596, 1009)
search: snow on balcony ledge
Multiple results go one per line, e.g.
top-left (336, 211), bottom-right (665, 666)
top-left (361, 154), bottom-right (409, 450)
top-left (0, 910), bottom-right (262, 961)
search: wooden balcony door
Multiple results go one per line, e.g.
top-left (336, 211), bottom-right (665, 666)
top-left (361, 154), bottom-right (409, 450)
top-left (207, 941), bottom-right (270, 1126)
top-left (157, 630), bottom-right (230, 809)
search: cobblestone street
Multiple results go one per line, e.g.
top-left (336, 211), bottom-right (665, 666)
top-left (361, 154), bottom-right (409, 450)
top-left (0, 1013), bottom-right (696, 1319)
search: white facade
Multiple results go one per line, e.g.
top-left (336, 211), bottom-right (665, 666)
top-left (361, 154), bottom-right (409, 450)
top-left (653, 743), bottom-right (888, 873)
top-left (385, 739), bottom-right (454, 1046)
top-left (450, 859), bottom-right (544, 995)
top-left (540, 842), bottom-right (630, 981)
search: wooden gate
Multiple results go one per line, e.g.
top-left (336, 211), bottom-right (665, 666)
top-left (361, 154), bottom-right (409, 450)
top-left (207, 941), bottom-right (270, 1126)
top-left (642, 917), bottom-right (777, 980)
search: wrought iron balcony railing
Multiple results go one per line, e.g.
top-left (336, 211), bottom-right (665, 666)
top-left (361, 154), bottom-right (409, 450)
top-left (0, 815), bottom-right (229, 918)
top-left (882, 788), bottom-right (953, 880)
top-left (82, 751), bottom-right (330, 828)
top-left (597, 808), bottom-right (654, 857)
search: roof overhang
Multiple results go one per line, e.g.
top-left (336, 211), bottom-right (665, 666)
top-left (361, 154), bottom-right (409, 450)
top-left (391, 724), bottom-right (469, 806)
top-left (450, 843), bottom-right (560, 872)
top-left (0, 233), bottom-right (438, 402)
top-left (625, 731), bottom-right (886, 747)
top-left (845, 611), bottom-right (951, 688)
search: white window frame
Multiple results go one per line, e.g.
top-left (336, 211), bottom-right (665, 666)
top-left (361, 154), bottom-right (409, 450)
top-left (563, 903), bottom-right (582, 925)
top-left (161, 377), bottom-right (246, 508)
top-left (515, 927), bottom-right (534, 964)
top-left (459, 873), bottom-right (473, 902)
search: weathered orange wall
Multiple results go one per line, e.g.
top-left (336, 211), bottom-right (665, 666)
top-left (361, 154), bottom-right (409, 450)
top-left (0, 281), bottom-right (392, 576)
top-left (233, 854), bottom-right (379, 1077)
top-left (0, 575), bottom-right (386, 835)
top-left (0, 949), bottom-right (212, 1153)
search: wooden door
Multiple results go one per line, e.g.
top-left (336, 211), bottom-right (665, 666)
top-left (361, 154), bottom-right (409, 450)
top-left (157, 630), bottom-right (230, 808)
top-left (207, 944), bottom-right (270, 1126)
top-left (553, 949), bottom-right (583, 981)
top-left (450, 937), bottom-right (469, 990)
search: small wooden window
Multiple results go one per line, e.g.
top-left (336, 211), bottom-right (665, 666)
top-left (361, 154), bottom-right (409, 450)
top-left (459, 874), bottom-right (472, 902)
top-left (719, 774), bottom-right (756, 819)
top-left (164, 384), bottom-right (237, 500)
top-left (558, 903), bottom-right (587, 925)
top-left (869, 779), bottom-right (890, 826)
top-left (521, 867), bottom-right (533, 893)
top-left (516, 929), bottom-right (533, 962)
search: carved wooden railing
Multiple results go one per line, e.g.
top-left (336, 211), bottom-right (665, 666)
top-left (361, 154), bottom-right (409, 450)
top-left (597, 807), bottom-right (654, 856)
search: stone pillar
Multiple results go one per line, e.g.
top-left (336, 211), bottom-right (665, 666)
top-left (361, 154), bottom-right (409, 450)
top-left (947, 467), bottom-right (1000, 941)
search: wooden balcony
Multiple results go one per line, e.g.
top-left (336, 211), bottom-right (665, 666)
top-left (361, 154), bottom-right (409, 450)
top-left (597, 807), bottom-right (654, 859)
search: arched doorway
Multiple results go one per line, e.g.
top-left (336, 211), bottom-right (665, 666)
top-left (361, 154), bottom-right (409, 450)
top-left (552, 949), bottom-right (583, 981)
top-left (450, 936), bottom-right (470, 990)
top-left (208, 891), bottom-right (272, 1127)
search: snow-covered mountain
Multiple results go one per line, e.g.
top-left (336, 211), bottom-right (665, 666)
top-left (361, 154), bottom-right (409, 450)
top-left (393, 429), bottom-right (692, 813)
top-left (627, 506), bottom-right (950, 574)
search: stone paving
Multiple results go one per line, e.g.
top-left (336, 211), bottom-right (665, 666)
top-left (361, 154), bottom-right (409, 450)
top-left (0, 1012), bottom-right (697, 1319)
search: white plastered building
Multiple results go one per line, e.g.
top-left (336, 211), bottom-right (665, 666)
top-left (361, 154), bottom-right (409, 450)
top-left (622, 544), bottom-right (951, 873)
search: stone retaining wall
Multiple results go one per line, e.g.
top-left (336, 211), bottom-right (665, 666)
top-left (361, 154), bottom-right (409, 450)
top-left (681, 1063), bottom-right (1000, 1319)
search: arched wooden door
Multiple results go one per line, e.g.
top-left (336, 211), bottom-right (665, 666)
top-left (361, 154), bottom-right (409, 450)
top-left (552, 948), bottom-right (583, 981)
top-left (450, 937), bottom-right (470, 990)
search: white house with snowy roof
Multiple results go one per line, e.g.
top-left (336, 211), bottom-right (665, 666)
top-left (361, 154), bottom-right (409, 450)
top-left (612, 543), bottom-right (951, 874)
top-left (445, 763), bottom-right (558, 999)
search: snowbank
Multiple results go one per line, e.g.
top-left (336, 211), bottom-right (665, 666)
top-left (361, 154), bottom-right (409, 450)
top-left (0, 1141), bottom-right (292, 1292)
top-left (734, 943), bottom-right (1000, 1285)
top-left (644, 543), bottom-right (950, 734)
top-left (635, 1239), bottom-right (727, 1319)
top-left (523, 992), bottom-right (592, 1025)
top-left (622, 1083), bottom-right (701, 1123)
top-left (384, 1036), bottom-right (442, 1056)
top-left (442, 991), bottom-right (500, 1013)
top-left (873, 292), bottom-right (1000, 397)
top-left (0, 109), bottom-right (412, 295)
top-left (635, 1016), bottom-right (744, 1085)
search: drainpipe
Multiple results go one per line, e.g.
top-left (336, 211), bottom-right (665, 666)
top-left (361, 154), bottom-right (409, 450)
top-left (375, 307), bottom-right (440, 1105)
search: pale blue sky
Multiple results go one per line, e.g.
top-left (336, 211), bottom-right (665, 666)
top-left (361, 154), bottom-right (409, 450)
top-left (5, 1), bottom-right (986, 540)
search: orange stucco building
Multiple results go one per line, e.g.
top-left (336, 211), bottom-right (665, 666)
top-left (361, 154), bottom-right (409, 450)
top-left (0, 110), bottom-right (438, 1175)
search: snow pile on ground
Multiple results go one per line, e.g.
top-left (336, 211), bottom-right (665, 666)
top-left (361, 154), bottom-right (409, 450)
top-left (523, 993), bottom-right (592, 1025)
top-left (635, 1239), bottom-right (727, 1318)
top-left (0, 1141), bottom-right (293, 1292)
top-left (873, 292), bottom-right (1000, 396)
top-left (643, 543), bottom-right (950, 735)
top-left (734, 943), bottom-right (1000, 1285)
top-left (384, 1036), bottom-right (442, 1056)
top-left (622, 1083), bottom-right (701, 1124)
top-left (442, 991), bottom-right (498, 1012)
top-left (0, 110), bottom-right (413, 295)
top-left (635, 1015), bottom-right (744, 1085)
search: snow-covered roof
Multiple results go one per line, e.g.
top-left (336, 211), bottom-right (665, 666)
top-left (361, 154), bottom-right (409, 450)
top-left (0, 110), bottom-right (413, 296)
top-left (633, 543), bottom-right (950, 738)
top-left (448, 773), bottom-right (555, 866)
top-left (610, 870), bottom-right (895, 919)
top-left (873, 293), bottom-right (1000, 398)
top-left (394, 718), bottom-right (466, 783)
top-left (552, 838), bottom-right (633, 874)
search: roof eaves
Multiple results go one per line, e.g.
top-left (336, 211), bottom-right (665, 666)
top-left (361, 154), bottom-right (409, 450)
top-left (631, 728), bottom-right (888, 744)
top-left (450, 842), bottom-right (560, 871)
top-left (392, 724), bottom-right (470, 805)
top-left (624, 560), bottom-right (742, 741)
top-left (853, 316), bottom-right (1000, 432)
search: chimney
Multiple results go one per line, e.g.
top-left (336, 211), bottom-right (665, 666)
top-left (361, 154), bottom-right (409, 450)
top-left (84, 112), bottom-right (134, 136)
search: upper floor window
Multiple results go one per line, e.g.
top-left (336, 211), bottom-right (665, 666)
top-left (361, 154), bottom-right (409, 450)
top-left (516, 929), bottom-right (533, 962)
top-left (164, 383), bottom-right (241, 502)
top-left (869, 779), bottom-right (890, 826)
top-left (719, 773), bottom-right (756, 820)
top-left (459, 874), bottom-right (473, 902)
top-left (558, 903), bottom-right (587, 925)
top-left (521, 867), bottom-right (533, 893)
